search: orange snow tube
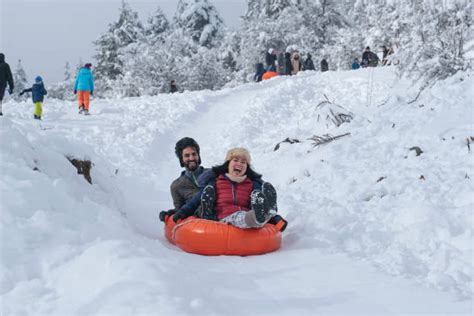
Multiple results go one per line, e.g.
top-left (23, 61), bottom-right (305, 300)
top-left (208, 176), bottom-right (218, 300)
top-left (262, 71), bottom-right (278, 80)
top-left (164, 216), bottom-right (282, 256)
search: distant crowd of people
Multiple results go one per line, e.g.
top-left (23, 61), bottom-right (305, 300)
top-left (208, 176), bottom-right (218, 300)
top-left (351, 45), bottom-right (394, 70)
top-left (1, 44), bottom-right (395, 119)
top-left (255, 48), bottom-right (329, 82)
top-left (255, 45), bottom-right (394, 81)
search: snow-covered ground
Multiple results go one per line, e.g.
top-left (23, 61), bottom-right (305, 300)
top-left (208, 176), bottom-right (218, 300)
top-left (1, 67), bottom-right (472, 315)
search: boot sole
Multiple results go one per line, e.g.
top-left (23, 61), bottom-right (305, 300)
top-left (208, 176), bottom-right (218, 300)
top-left (200, 185), bottom-right (215, 219)
top-left (262, 182), bottom-right (277, 213)
top-left (251, 191), bottom-right (267, 223)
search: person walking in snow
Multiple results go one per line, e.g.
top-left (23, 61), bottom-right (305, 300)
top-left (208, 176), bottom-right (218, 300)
top-left (159, 137), bottom-right (208, 222)
top-left (320, 58), bottom-right (329, 72)
top-left (172, 147), bottom-right (287, 232)
top-left (73, 63), bottom-right (94, 115)
top-left (0, 53), bottom-right (14, 116)
top-left (291, 52), bottom-right (303, 75)
top-left (265, 48), bottom-right (277, 71)
top-left (303, 53), bottom-right (315, 71)
top-left (19, 76), bottom-right (47, 120)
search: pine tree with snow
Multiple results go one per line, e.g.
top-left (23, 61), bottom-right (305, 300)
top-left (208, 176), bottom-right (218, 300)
top-left (13, 59), bottom-right (29, 102)
top-left (94, 0), bottom-right (144, 81)
top-left (63, 62), bottom-right (72, 81)
top-left (47, 62), bottom-right (76, 100)
top-left (146, 7), bottom-right (170, 43)
top-left (174, 0), bottom-right (225, 48)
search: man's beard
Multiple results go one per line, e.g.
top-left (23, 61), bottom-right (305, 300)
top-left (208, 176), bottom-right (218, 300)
top-left (185, 160), bottom-right (199, 171)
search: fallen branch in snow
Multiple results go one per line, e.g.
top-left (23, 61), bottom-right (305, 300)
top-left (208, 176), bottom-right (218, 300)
top-left (274, 137), bottom-right (301, 151)
top-left (315, 99), bottom-right (354, 127)
top-left (407, 82), bottom-right (429, 105)
top-left (315, 100), bottom-right (331, 108)
top-left (409, 146), bottom-right (423, 156)
top-left (307, 132), bottom-right (351, 147)
top-left (329, 108), bottom-right (353, 127)
top-left (376, 176), bottom-right (386, 183)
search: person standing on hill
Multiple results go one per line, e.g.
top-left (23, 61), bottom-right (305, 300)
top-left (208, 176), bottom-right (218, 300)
top-left (265, 48), bottom-right (277, 71)
top-left (291, 52), bottom-right (303, 75)
top-left (73, 63), bottom-right (94, 115)
top-left (284, 51), bottom-right (293, 75)
top-left (170, 80), bottom-right (178, 93)
top-left (320, 58), bottom-right (329, 72)
top-left (19, 76), bottom-right (47, 120)
top-left (0, 53), bottom-right (14, 116)
top-left (303, 53), bottom-right (315, 71)
top-left (361, 47), bottom-right (379, 68)
top-left (254, 63), bottom-right (266, 82)
top-left (352, 58), bottom-right (360, 70)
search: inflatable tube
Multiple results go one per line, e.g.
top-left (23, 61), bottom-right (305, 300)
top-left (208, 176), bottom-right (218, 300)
top-left (164, 216), bottom-right (282, 256)
top-left (262, 71), bottom-right (278, 80)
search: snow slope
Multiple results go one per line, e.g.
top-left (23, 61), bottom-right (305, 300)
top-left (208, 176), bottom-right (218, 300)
top-left (1, 67), bottom-right (472, 315)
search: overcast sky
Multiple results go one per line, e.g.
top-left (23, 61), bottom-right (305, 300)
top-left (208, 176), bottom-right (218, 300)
top-left (1, 0), bottom-right (246, 84)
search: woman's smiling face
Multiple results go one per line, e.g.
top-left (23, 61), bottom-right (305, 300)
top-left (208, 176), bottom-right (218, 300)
top-left (228, 157), bottom-right (248, 177)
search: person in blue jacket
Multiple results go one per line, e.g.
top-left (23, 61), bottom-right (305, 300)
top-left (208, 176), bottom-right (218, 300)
top-left (73, 63), bottom-right (94, 115)
top-left (20, 76), bottom-right (47, 120)
top-left (351, 58), bottom-right (360, 70)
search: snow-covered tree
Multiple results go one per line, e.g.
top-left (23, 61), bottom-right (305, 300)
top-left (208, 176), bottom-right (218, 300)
top-left (174, 0), bottom-right (225, 48)
top-left (146, 7), bottom-right (170, 40)
top-left (63, 62), bottom-right (72, 81)
top-left (13, 60), bottom-right (28, 101)
top-left (46, 0), bottom-right (472, 98)
top-left (47, 62), bottom-right (76, 100)
top-left (94, 0), bottom-right (144, 81)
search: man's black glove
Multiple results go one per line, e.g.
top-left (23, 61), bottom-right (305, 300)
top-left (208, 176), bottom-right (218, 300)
top-left (74, 90), bottom-right (77, 94)
top-left (268, 214), bottom-right (288, 232)
top-left (8, 88), bottom-right (13, 95)
top-left (172, 209), bottom-right (189, 223)
top-left (90, 91), bottom-right (94, 96)
top-left (19, 91), bottom-right (24, 96)
top-left (159, 209), bottom-right (175, 222)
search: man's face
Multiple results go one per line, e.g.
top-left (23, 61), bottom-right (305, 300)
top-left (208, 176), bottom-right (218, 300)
top-left (182, 147), bottom-right (199, 171)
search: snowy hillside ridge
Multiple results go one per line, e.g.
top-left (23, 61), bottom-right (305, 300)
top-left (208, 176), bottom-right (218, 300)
top-left (1, 67), bottom-right (472, 314)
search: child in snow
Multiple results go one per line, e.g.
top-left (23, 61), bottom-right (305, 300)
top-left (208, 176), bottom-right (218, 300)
top-left (352, 58), bottom-right (360, 70)
top-left (173, 148), bottom-right (287, 231)
top-left (20, 76), bottom-right (47, 120)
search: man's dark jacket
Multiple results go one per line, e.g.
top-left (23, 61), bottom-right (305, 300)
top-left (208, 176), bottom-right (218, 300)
top-left (170, 166), bottom-right (206, 211)
top-left (0, 54), bottom-right (14, 91)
